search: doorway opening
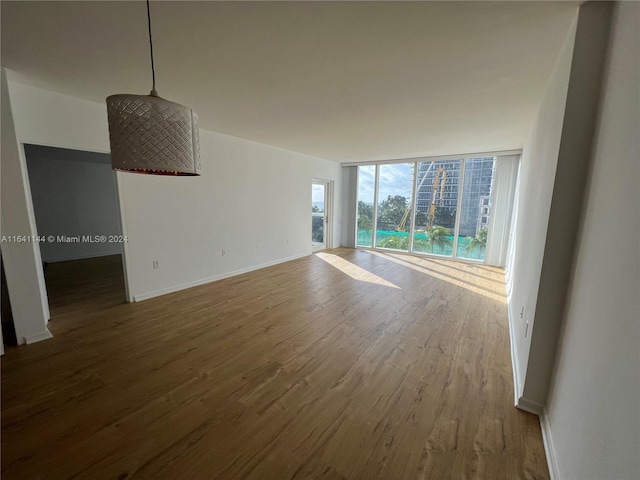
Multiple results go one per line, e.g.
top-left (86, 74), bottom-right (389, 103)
top-left (23, 144), bottom-right (128, 323)
top-left (1, 255), bottom-right (18, 348)
top-left (312, 179), bottom-right (332, 252)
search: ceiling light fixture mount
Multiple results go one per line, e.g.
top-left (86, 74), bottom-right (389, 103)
top-left (106, 0), bottom-right (201, 176)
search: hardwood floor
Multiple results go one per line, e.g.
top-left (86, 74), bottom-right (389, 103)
top-left (43, 254), bottom-right (127, 319)
top-left (1, 248), bottom-right (549, 479)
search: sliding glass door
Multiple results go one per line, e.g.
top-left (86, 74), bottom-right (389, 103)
top-left (312, 181), bottom-right (327, 251)
top-left (355, 156), bottom-right (498, 262)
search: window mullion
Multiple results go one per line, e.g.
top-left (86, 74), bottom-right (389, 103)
top-left (452, 159), bottom-right (466, 256)
top-left (408, 161), bottom-right (418, 253)
top-left (372, 164), bottom-right (380, 248)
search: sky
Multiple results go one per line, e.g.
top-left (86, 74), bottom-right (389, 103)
top-left (358, 163), bottom-right (414, 204)
top-left (312, 184), bottom-right (325, 204)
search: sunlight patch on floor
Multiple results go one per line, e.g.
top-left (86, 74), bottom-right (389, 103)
top-left (316, 252), bottom-right (401, 289)
top-left (367, 250), bottom-right (506, 303)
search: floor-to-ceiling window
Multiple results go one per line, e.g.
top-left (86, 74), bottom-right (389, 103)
top-left (413, 159), bottom-right (461, 257)
top-left (356, 165), bottom-right (375, 248)
top-left (355, 155), bottom-right (502, 262)
top-left (376, 163), bottom-right (414, 252)
top-left (456, 157), bottom-right (495, 261)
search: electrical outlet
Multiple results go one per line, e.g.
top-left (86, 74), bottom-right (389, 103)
top-left (222, 249), bottom-right (226, 256)
top-left (152, 260), bottom-right (160, 269)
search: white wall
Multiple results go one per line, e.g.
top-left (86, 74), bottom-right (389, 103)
top-left (9, 82), bottom-right (111, 153)
top-left (119, 130), bottom-right (341, 300)
top-left (507, 2), bottom-right (617, 411)
top-left (26, 148), bottom-right (122, 263)
top-left (505, 14), bottom-right (576, 406)
top-left (524, 2), bottom-right (614, 407)
top-left (543, 3), bottom-right (640, 478)
top-left (0, 68), bottom-right (51, 344)
top-left (6, 81), bottom-right (342, 303)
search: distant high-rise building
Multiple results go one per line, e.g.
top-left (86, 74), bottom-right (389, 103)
top-left (415, 157), bottom-right (495, 236)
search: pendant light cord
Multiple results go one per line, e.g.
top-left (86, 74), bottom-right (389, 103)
top-left (147, 0), bottom-right (158, 96)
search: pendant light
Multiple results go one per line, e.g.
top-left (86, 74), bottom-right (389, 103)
top-left (106, 0), bottom-right (201, 176)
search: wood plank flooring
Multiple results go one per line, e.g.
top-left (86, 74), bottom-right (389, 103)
top-left (1, 248), bottom-right (549, 479)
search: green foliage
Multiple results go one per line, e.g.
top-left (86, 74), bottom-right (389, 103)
top-left (434, 206), bottom-right (456, 229)
top-left (414, 210), bottom-right (428, 228)
top-left (377, 233), bottom-right (428, 250)
top-left (413, 237), bottom-right (429, 251)
top-left (465, 226), bottom-right (488, 253)
top-left (312, 216), bottom-right (324, 242)
top-left (312, 205), bottom-right (322, 213)
top-left (477, 226), bottom-right (488, 243)
top-left (426, 225), bottom-right (453, 253)
top-left (378, 195), bottom-right (409, 229)
top-left (358, 215), bottom-right (372, 231)
top-left (357, 201), bottom-right (373, 230)
top-left (375, 225), bottom-right (452, 253)
top-left (377, 235), bottom-right (409, 250)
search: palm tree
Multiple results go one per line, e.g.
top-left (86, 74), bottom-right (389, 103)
top-left (377, 235), bottom-right (409, 250)
top-left (426, 225), bottom-right (453, 254)
top-left (413, 236), bottom-right (429, 251)
top-left (465, 226), bottom-right (488, 254)
top-left (378, 228), bottom-right (452, 253)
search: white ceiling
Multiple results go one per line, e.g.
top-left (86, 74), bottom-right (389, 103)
top-left (1, 1), bottom-right (578, 162)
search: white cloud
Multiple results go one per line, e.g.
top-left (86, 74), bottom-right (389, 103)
top-left (356, 163), bottom-right (414, 204)
top-left (378, 163), bottom-right (413, 201)
top-left (312, 184), bottom-right (325, 203)
top-left (357, 165), bottom-right (375, 202)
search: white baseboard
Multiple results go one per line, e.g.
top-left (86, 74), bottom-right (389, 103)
top-left (507, 301), bottom-right (522, 407)
top-left (515, 396), bottom-right (544, 415)
top-left (508, 300), bottom-right (556, 478)
top-left (23, 328), bottom-right (53, 344)
top-left (133, 252), bottom-right (310, 302)
top-left (508, 299), bottom-right (544, 415)
top-left (540, 408), bottom-right (561, 480)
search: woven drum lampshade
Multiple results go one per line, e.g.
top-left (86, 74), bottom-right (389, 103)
top-left (107, 93), bottom-right (201, 176)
